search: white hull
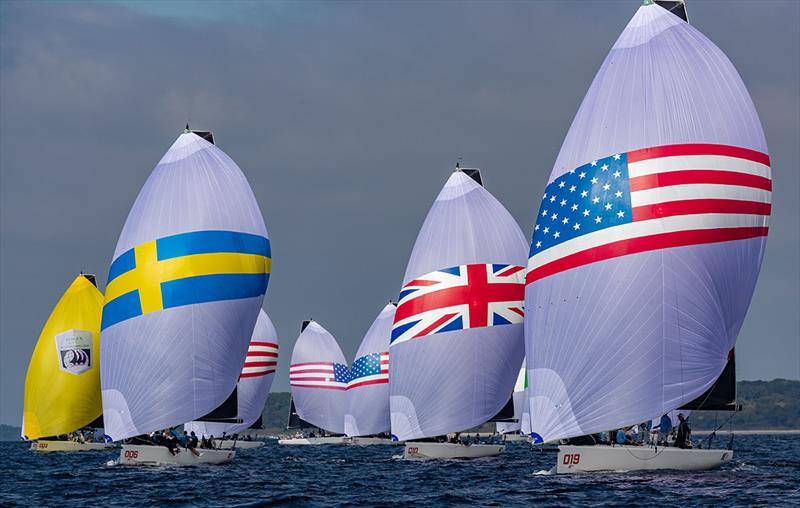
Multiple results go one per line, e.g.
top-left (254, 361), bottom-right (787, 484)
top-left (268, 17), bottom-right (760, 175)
top-left (214, 439), bottom-right (265, 449)
top-left (502, 433), bottom-right (529, 442)
top-left (557, 445), bottom-right (733, 474)
top-left (404, 442), bottom-right (505, 460)
top-left (278, 436), bottom-right (346, 446)
top-left (119, 444), bottom-right (235, 466)
top-left (30, 440), bottom-right (115, 453)
top-left (344, 437), bottom-right (399, 446)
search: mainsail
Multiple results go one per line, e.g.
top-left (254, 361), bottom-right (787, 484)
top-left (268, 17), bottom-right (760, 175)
top-left (289, 320), bottom-right (348, 434)
top-left (22, 275), bottom-right (104, 439)
top-left (525, 3), bottom-right (770, 443)
top-left (496, 361), bottom-right (527, 434)
top-left (389, 168), bottom-right (528, 441)
top-left (100, 130), bottom-right (270, 441)
top-left (344, 303), bottom-right (395, 437)
top-left (185, 309), bottom-right (279, 436)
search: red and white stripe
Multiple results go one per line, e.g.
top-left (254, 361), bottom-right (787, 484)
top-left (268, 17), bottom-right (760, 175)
top-left (527, 144), bottom-right (771, 284)
top-left (289, 362), bottom-right (347, 390)
top-left (240, 341), bottom-right (278, 379)
top-left (347, 352), bottom-right (389, 390)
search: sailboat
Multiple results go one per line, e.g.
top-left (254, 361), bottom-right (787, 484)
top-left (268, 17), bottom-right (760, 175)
top-left (101, 127), bottom-right (271, 466)
top-left (185, 309), bottom-right (278, 449)
top-left (496, 362), bottom-right (528, 442)
top-left (343, 303), bottom-right (396, 446)
top-left (524, 0), bottom-right (770, 473)
top-left (23, 274), bottom-right (114, 452)
top-left (279, 320), bottom-right (349, 445)
top-left (390, 167), bottom-right (528, 459)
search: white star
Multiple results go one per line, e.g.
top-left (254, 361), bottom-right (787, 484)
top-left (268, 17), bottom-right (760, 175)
top-left (591, 177), bottom-right (598, 184)
top-left (542, 193), bottom-right (547, 200)
top-left (580, 190), bottom-right (588, 198)
top-left (613, 170), bottom-right (621, 178)
top-left (569, 185), bottom-right (576, 192)
top-left (603, 183), bottom-right (611, 191)
top-left (583, 209), bottom-right (590, 216)
top-left (569, 168), bottom-right (576, 174)
top-left (551, 213), bottom-right (558, 220)
top-left (534, 224), bottom-right (540, 231)
top-left (579, 171), bottom-right (586, 179)
top-left (550, 195), bottom-right (556, 203)
top-left (571, 204), bottom-right (578, 211)
top-left (542, 209), bottom-right (549, 216)
top-left (601, 164), bottom-right (609, 171)
top-left (535, 241), bottom-right (542, 248)
top-left (591, 160), bottom-right (598, 166)
top-left (613, 154), bottom-right (621, 160)
top-left (561, 217), bottom-right (569, 224)
top-left (604, 203), bottom-right (612, 210)
top-left (553, 231), bottom-right (561, 239)
top-left (543, 227), bottom-right (550, 234)
top-left (573, 222), bottom-right (581, 230)
top-left (592, 197), bottom-right (600, 204)
top-left (595, 216), bottom-right (602, 224)
top-left (558, 181), bottom-right (565, 188)
top-left (617, 210), bottom-right (625, 218)
top-left (615, 190), bottom-right (623, 198)
top-left (560, 199), bottom-right (567, 206)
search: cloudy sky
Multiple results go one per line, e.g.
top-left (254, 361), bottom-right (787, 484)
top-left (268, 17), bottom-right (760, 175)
top-left (1, 0), bottom-right (798, 426)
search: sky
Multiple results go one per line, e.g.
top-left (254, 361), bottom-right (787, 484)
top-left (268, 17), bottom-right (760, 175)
top-left (1, 0), bottom-right (798, 426)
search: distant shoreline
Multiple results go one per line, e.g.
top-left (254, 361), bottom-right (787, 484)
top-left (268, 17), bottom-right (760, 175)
top-left (693, 429), bottom-right (800, 435)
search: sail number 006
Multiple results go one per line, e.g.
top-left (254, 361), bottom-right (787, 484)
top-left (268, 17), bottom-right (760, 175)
top-left (124, 450), bottom-right (139, 459)
top-left (562, 453), bottom-right (580, 465)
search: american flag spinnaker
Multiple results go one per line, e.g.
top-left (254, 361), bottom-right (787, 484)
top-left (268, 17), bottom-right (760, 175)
top-left (524, 3), bottom-right (770, 444)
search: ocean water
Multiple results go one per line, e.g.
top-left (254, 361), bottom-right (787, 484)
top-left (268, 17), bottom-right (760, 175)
top-left (1, 434), bottom-right (798, 507)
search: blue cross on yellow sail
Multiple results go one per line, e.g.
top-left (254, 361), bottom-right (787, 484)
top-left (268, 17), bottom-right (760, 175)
top-left (102, 230), bottom-right (271, 330)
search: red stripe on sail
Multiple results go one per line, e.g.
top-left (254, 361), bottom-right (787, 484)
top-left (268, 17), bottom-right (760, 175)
top-left (413, 312), bottom-right (458, 339)
top-left (629, 170), bottom-right (772, 192)
top-left (347, 378), bottom-right (389, 389)
top-left (627, 144), bottom-right (770, 166)
top-left (632, 200), bottom-right (772, 221)
top-left (244, 361), bottom-right (277, 368)
top-left (247, 351), bottom-right (278, 357)
top-left (240, 370), bottom-right (274, 378)
top-left (250, 342), bottom-right (279, 348)
top-left (526, 227), bottom-right (769, 284)
top-left (290, 362), bottom-right (333, 367)
top-left (289, 384), bottom-right (347, 390)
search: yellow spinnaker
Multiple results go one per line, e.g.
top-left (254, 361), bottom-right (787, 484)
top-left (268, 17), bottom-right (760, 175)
top-left (22, 275), bottom-right (104, 439)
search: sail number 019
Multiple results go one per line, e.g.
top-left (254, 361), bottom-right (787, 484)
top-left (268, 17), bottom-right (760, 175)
top-left (562, 453), bottom-right (581, 465)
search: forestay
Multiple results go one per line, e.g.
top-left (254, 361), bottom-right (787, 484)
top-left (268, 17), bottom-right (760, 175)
top-left (390, 170), bottom-right (528, 441)
top-left (100, 132), bottom-right (270, 441)
top-left (289, 321), bottom-right (348, 434)
top-left (23, 275), bottom-right (104, 439)
top-left (344, 304), bottom-right (395, 437)
top-left (186, 309), bottom-right (278, 437)
top-left (525, 4), bottom-right (770, 443)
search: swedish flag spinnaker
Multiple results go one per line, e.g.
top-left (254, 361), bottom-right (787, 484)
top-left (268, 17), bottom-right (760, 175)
top-left (100, 130), bottom-right (270, 442)
top-left (23, 275), bottom-right (104, 440)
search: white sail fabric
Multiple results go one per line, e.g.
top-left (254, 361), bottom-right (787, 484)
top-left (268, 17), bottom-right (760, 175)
top-left (496, 360), bottom-right (526, 434)
top-left (100, 132), bottom-right (270, 441)
top-left (525, 5), bottom-right (770, 443)
top-left (390, 171), bottom-right (528, 441)
top-left (344, 304), bottom-right (394, 437)
top-left (289, 321), bottom-right (348, 434)
top-left (185, 309), bottom-right (278, 437)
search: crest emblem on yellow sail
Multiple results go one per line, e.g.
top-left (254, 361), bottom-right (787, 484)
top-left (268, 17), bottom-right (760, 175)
top-left (22, 275), bottom-right (104, 439)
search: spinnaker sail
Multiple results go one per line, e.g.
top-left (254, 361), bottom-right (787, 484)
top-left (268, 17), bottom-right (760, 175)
top-left (344, 303), bottom-right (395, 437)
top-left (22, 275), bottom-right (104, 439)
top-left (525, 3), bottom-right (770, 444)
top-left (100, 130), bottom-right (270, 441)
top-left (496, 360), bottom-right (527, 435)
top-left (289, 320), bottom-right (348, 434)
top-left (390, 168), bottom-right (528, 441)
top-left (185, 309), bottom-right (278, 436)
